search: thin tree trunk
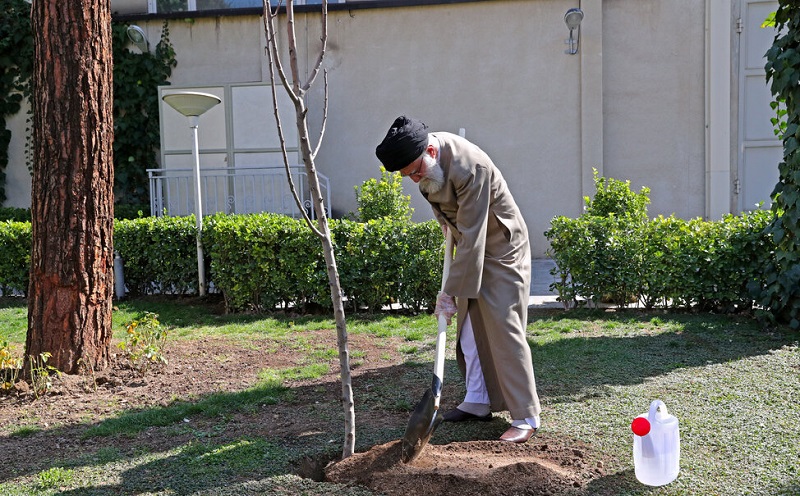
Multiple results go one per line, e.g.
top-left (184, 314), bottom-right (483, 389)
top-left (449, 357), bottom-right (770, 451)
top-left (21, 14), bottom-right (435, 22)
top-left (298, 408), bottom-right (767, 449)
top-left (27, 0), bottom-right (115, 374)
top-left (264, 0), bottom-right (355, 458)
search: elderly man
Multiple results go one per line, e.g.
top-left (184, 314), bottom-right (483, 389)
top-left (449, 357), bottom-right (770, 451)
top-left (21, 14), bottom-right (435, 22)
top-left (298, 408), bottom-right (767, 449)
top-left (375, 116), bottom-right (541, 443)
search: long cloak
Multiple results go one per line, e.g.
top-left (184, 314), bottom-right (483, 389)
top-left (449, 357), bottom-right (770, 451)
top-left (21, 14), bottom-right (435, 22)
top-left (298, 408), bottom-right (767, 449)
top-left (422, 132), bottom-right (541, 420)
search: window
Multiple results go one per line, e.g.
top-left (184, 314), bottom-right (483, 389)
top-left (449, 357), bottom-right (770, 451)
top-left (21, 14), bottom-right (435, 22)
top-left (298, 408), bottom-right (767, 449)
top-left (153, 0), bottom-right (339, 13)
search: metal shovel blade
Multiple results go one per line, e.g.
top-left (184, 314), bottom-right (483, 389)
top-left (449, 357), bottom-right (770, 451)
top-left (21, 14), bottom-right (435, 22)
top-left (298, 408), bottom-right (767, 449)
top-left (401, 387), bottom-right (443, 463)
top-left (401, 230), bottom-right (453, 464)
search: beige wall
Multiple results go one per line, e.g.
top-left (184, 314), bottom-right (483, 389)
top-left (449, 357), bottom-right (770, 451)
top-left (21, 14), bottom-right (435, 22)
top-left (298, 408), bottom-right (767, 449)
top-left (602, 0), bottom-right (707, 220)
top-left (315, 0), bottom-right (583, 257)
top-left (5, 0), bottom-right (742, 258)
top-left (5, 99), bottom-right (31, 208)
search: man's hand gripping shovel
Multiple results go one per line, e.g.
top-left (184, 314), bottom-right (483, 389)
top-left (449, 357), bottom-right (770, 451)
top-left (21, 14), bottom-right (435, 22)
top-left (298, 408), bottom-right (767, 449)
top-left (401, 230), bottom-right (454, 463)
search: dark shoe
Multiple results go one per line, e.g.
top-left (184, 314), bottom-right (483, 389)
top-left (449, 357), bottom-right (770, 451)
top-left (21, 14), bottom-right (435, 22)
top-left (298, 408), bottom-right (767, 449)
top-left (441, 408), bottom-right (492, 422)
top-left (499, 426), bottom-right (537, 443)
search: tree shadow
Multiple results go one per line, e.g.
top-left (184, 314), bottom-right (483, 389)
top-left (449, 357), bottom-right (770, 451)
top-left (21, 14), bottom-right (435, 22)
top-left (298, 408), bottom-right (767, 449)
top-left (1, 361), bottom-right (472, 493)
top-left (2, 308), bottom-right (797, 494)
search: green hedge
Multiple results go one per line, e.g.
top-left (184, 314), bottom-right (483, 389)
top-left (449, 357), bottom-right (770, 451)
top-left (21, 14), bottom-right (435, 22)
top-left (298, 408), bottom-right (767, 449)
top-left (332, 218), bottom-right (442, 312)
top-left (0, 213), bottom-right (446, 311)
top-left (0, 221), bottom-right (31, 295)
top-left (204, 213), bottom-right (443, 312)
top-left (203, 213), bottom-right (324, 312)
top-left (546, 172), bottom-right (776, 312)
top-left (546, 207), bottom-right (775, 311)
top-left (114, 215), bottom-right (201, 296)
top-left (0, 205), bottom-right (149, 222)
top-left (2, 208), bottom-right (778, 314)
top-left (0, 208), bottom-right (31, 223)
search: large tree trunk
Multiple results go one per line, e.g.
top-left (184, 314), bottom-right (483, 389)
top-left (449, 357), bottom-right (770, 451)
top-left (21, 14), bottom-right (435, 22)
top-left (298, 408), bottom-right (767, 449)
top-left (26, 0), bottom-right (115, 374)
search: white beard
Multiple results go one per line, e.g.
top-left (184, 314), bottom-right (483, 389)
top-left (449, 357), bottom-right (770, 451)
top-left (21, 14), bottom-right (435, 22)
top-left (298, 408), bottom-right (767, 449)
top-left (419, 155), bottom-right (444, 194)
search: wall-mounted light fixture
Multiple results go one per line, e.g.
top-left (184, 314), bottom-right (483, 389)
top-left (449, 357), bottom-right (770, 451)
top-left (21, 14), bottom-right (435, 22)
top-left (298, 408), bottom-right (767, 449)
top-left (564, 8), bottom-right (584, 55)
top-left (126, 25), bottom-right (149, 52)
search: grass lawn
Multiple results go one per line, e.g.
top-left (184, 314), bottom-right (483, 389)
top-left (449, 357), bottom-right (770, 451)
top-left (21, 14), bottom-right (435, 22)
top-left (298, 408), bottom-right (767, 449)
top-left (0, 297), bottom-right (798, 495)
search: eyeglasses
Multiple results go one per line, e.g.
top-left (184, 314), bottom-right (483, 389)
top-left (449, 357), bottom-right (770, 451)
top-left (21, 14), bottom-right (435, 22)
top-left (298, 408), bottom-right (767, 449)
top-left (401, 155), bottom-right (425, 179)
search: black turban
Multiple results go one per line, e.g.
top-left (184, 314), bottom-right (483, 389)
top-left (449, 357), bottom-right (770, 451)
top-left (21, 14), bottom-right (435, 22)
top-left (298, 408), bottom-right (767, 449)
top-left (375, 116), bottom-right (429, 172)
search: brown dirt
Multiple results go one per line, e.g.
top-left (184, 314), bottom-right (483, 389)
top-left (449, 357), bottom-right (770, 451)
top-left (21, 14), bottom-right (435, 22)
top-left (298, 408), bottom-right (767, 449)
top-left (0, 318), bottom-right (611, 495)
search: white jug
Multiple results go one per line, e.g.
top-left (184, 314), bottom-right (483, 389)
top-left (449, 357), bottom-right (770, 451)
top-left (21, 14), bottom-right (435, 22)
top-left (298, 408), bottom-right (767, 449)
top-left (632, 399), bottom-right (680, 486)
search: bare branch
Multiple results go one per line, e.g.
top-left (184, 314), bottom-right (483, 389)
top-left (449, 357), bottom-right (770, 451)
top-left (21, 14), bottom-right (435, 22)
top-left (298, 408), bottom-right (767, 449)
top-left (263, 0), bottom-right (301, 105)
top-left (302, 0), bottom-right (328, 92)
top-left (263, 0), bottom-right (322, 236)
top-left (312, 69), bottom-right (329, 159)
top-left (286, 0), bottom-right (303, 96)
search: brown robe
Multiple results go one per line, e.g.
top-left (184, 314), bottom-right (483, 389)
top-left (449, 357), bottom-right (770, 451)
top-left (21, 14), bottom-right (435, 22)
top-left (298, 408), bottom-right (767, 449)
top-left (422, 132), bottom-right (541, 420)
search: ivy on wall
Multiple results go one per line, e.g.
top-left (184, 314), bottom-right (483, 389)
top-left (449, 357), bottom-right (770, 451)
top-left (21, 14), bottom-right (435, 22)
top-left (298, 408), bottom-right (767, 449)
top-left (0, 1), bottom-right (177, 207)
top-left (761, 2), bottom-right (800, 328)
top-left (112, 22), bottom-right (177, 205)
top-left (0, 0), bottom-right (34, 205)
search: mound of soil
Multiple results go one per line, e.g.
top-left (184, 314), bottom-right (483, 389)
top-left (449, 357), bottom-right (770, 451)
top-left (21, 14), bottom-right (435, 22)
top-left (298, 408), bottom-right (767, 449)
top-left (326, 437), bottom-right (604, 496)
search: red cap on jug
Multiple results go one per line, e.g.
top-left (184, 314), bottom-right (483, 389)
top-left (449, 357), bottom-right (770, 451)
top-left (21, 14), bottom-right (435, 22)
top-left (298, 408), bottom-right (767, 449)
top-left (631, 417), bottom-right (651, 436)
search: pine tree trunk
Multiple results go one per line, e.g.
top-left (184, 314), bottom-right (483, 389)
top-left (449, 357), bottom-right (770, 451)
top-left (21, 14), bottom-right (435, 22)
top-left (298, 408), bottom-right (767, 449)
top-left (26, 0), bottom-right (115, 374)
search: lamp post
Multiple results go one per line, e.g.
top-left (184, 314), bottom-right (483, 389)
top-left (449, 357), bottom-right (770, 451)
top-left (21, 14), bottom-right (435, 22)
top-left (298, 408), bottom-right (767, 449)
top-left (162, 91), bottom-right (221, 296)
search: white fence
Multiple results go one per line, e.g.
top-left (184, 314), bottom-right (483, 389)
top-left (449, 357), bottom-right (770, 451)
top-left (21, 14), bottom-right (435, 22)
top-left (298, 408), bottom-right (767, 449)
top-left (147, 166), bottom-right (331, 218)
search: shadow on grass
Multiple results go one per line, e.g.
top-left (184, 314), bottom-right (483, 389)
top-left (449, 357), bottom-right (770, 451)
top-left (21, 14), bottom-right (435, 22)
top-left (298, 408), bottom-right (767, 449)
top-left (2, 307), bottom-right (797, 494)
top-left (527, 309), bottom-right (797, 402)
top-left (1, 361), bottom-right (459, 494)
top-left (115, 296), bottom-right (421, 329)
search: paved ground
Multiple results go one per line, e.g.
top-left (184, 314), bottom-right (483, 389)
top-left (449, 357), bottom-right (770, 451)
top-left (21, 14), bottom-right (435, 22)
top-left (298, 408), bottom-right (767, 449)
top-left (529, 258), bottom-right (561, 309)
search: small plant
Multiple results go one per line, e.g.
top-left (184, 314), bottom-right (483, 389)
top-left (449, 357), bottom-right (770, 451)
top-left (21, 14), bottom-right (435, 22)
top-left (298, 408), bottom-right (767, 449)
top-left (117, 312), bottom-right (168, 376)
top-left (37, 466), bottom-right (74, 490)
top-left (584, 168), bottom-right (650, 219)
top-left (354, 166), bottom-right (413, 221)
top-left (28, 352), bottom-right (60, 399)
top-left (11, 425), bottom-right (40, 438)
top-left (0, 339), bottom-right (22, 390)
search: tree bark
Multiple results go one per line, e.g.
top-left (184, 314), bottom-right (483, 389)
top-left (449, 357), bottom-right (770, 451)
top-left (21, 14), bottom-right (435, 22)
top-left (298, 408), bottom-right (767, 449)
top-left (27, 0), bottom-right (115, 374)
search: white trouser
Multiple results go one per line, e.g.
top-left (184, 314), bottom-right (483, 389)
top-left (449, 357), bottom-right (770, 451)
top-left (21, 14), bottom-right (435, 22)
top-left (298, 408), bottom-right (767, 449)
top-left (461, 313), bottom-right (490, 405)
top-left (460, 313), bottom-right (540, 429)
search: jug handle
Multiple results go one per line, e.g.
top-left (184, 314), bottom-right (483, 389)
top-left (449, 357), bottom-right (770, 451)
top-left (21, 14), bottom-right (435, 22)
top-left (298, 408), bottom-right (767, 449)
top-left (648, 400), bottom-right (667, 421)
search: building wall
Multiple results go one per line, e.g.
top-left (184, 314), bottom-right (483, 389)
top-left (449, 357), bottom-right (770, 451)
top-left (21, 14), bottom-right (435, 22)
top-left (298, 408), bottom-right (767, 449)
top-left (5, 0), bottom-right (756, 258)
top-left (315, 0), bottom-right (584, 256)
top-left (602, 0), bottom-right (707, 220)
top-left (5, 100), bottom-right (31, 208)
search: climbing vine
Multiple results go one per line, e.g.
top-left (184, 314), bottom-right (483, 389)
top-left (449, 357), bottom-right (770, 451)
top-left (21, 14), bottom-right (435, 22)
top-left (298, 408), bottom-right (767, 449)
top-left (112, 22), bottom-right (177, 205)
top-left (0, 3), bottom-right (177, 208)
top-left (0, 0), bottom-right (34, 205)
top-left (760, 2), bottom-right (800, 328)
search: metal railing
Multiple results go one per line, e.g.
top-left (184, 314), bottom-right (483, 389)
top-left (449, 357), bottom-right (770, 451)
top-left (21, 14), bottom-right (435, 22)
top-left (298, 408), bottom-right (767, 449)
top-left (147, 166), bottom-right (331, 219)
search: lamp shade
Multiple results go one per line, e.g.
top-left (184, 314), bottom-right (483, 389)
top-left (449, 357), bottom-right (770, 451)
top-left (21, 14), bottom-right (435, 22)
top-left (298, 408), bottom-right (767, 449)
top-left (162, 92), bottom-right (221, 117)
top-left (564, 8), bottom-right (584, 30)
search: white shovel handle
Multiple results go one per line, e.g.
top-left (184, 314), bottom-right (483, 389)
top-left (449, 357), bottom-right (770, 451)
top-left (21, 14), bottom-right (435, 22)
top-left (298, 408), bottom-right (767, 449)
top-left (432, 230), bottom-right (454, 408)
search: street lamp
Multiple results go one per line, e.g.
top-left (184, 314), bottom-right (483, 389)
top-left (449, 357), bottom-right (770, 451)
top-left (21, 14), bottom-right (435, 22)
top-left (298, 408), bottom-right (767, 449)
top-left (161, 91), bottom-right (221, 296)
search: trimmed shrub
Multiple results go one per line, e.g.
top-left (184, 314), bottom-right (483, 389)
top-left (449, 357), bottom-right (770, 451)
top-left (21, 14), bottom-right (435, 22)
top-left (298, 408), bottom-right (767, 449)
top-left (546, 172), bottom-right (775, 311)
top-left (203, 213), bottom-right (326, 312)
top-left (0, 208), bottom-right (31, 223)
top-left (114, 216), bottom-right (199, 295)
top-left (354, 167), bottom-right (413, 222)
top-left (398, 221), bottom-right (445, 312)
top-left (0, 221), bottom-right (31, 295)
top-left (334, 218), bottom-right (409, 312)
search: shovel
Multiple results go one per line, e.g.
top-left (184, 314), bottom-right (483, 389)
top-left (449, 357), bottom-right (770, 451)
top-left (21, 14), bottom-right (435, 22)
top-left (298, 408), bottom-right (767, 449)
top-left (401, 229), bottom-right (454, 464)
